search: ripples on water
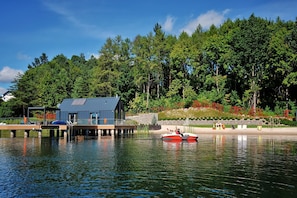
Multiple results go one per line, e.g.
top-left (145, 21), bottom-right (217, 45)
top-left (0, 134), bottom-right (297, 197)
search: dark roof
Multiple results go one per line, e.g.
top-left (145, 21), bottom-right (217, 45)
top-left (1, 91), bottom-right (11, 97)
top-left (59, 97), bottom-right (120, 112)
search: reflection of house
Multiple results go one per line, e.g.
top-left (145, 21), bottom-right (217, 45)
top-left (56, 97), bottom-right (125, 125)
top-left (1, 91), bottom-right (15, 102)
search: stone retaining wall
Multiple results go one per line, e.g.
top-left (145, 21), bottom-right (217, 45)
top-left (127, 113), bottom-right (270, 126)
top-left (157, 119), bottom-right (265, 126)
top-left (127, 113), bottom-right (158, 125)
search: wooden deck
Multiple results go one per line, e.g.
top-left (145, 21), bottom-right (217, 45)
top-left (0, 124), bottom-right (67, 131)
top-left (0, 124), bottom-right (135, 131)
top-left (0, 124), bottom-right (136, 139)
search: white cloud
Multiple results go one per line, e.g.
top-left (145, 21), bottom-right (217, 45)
top-left (44, 1), bottom-right (85, 27)
top-left (0, 66), bottom-right (23, 83)
top-left (163, 15), bottom-right (176, 32)
top-left (17, 52), bottom-right (31, 60)
top-left (181, 9), bottom-right (230, 34)
top-left (42, 1), bottom-right (113, 39)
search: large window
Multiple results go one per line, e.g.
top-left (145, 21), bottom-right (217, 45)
top-left (90, 112), bottom-right (99, 125)
top-left (68, 113), bottom-right (77, 124)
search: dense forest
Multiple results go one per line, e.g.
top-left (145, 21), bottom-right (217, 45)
top-left (1, 14), bottom-right (297, 118)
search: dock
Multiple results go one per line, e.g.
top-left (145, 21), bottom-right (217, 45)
top-left (0, 123), bottom-right (136, 140)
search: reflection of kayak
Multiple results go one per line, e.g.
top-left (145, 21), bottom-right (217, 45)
top-left (163, 138), bottom-right (183, 143)
top-left (161, 132), bottom-right (198, 142)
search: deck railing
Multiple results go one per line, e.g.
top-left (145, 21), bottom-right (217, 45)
top-left (0, 117), bottom-right (137, 126)
top-left (73, 118), bottom-right (136, 126)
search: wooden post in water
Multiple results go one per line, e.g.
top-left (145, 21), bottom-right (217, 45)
top-left (50, 129), bottom-right (54, 138)
top-left (63, 130), bottom-right (68, 140)
top-left (10, 130), bottom-right (16, 138)
top-left (38, 130), bottom-right (42, 138)
top-left (97, 129), bottom-right (101, 140)
top-left (69, 125), bottom-right (75, 141)
top-left (24, 130), bottom-right (30, 138)
top-left (111, 129), bottom-right (114, 140)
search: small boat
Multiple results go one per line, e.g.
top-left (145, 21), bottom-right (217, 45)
top-left (161, 129), bottom-right (198, 142)
top-left (161, 132), bottom-right (183, 141)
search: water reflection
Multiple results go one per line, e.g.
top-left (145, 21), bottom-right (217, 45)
top-left (162, 140), bottom-right (182, 150)
top-left (0, 135), bottom-right (297, 197)
top-left (237, 135), bottom-right (247, 160)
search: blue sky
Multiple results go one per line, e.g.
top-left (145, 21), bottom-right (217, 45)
top-left (1, 0), bottom-right (296, 95)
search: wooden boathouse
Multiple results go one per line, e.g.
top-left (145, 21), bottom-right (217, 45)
top-left (0, 97), bottom-right (136, 140)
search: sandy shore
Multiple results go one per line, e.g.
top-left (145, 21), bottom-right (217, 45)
top-left (151, 125), bottom-right (297, 135)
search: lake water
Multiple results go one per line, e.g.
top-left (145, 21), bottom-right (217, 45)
top-left (0, 133), bottom-right (297, 197)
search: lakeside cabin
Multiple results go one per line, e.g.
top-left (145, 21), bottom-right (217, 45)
top-left (0, 96), bottom-right (136, 139)
top-left (56, 97), bottom-right (125, 125)
top-left (55, 96), bottom-right (134, 137)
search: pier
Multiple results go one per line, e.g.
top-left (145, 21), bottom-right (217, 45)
top-left (0, 123), bottom-right (136, 140)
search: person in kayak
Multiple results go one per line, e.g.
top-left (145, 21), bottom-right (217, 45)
top-left (176, 128), bottom-right (183, 136)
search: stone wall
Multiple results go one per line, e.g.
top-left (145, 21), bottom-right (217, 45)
top-left (127, 113), bottom-right (267, 126)
top-left (127, 113), bottom-right (158, 125)
top-left (157, 118), bottom-right (266, 126)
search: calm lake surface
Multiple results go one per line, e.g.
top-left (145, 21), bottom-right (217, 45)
top-left (0, 133), bottom-right (297, 197)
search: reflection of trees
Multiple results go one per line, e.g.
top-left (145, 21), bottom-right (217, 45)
top-left (2, 135), bottom-right (297, 196)
top-left (113, 139), bottom-right (201, 195)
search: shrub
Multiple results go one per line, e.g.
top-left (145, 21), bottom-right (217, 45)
top-left (280, 119), bottom-right (297, 126)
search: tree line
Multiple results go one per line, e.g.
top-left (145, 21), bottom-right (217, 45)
top-left (1, 14), bottom-right (297, 118)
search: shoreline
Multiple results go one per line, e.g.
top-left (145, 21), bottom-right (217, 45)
top-left (149, 125), bottom-right (297, 136)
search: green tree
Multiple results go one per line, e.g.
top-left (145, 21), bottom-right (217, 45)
top-left (0, 99), bottom-right (15, 117)
top-left (132, 33), bottom-right (159, 110)
top-left (153, 23), bottom-right (168, 98)
top-left (202, 25), bottom-right (229, 103)
top-left (166, 78), bottom-right (182, 98)
top-left (90, 36), bottom-right (128, 97)
top-left (284, 19), bottom-right (297, 90)
top-left (72, 76), bottom-right (90, 98)
top-left (162, 34), bottom-right (177, 93)
top-left (170, 32), bottom-right (194, 100)
top-left (229, 15), bottom-right (271, 114)
top-left (117, 38), bottom-right (135, 106)
top-left (11, 67), bottom-right (39, 111)
top-left (190, 25), bottom-right (206, 92)
top-left (28, 53), bottom-right (48, 69)
top-left (266, 19), bottom-right (294, 110)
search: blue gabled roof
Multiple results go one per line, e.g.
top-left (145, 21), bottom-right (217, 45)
top-left (59, 97), bottom-right (120, 112)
